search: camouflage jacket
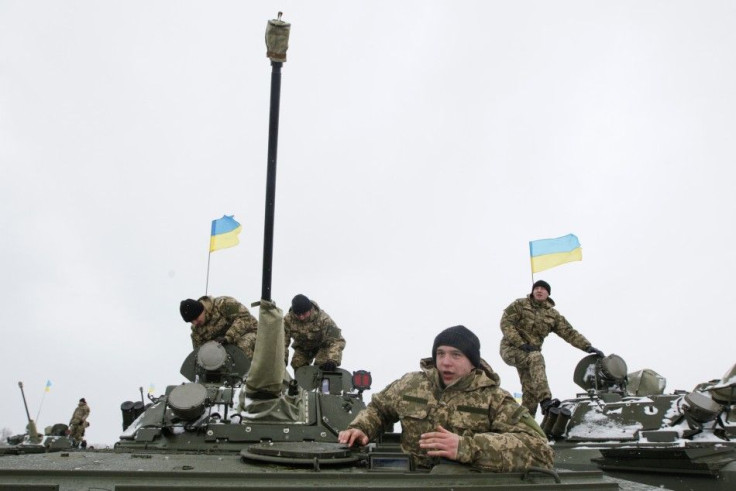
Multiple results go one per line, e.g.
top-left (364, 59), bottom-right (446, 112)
top-left (284, 301), bottom-right (345, 365)
top-left (70, 402), bottom-right (90, 426)
top-left (500, 295), bottom-right (590, 351)
top-left (190, 296), bottom-right (258, 349)
top-left (347, 358), bottom-right (554, 472)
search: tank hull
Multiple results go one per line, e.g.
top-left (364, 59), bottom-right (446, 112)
top-left (0, 448), bottom-right (660, 490)
top-left (553, 441), bottom-right (736, 491)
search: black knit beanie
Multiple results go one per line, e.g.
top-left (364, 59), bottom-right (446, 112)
top-left (432, 325), bottom-right (481, 368)
top-left (532, 280), bottom-right (551, 295)
top-left (180, 299), bottom-right (204, 322)
top-left (291, 294), bottom-right (312, 315)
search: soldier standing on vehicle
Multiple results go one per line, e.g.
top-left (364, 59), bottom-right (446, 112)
top-left (339, 325), bottom-right (553, 472)
top-left (284, 294), bottom-right (345, 371)
top-left (180, 296), bottom-right (259, 359)
top-left (68, 398), bottom-right (90, 448)
top-left (500, 280), bottom-right (605, 416)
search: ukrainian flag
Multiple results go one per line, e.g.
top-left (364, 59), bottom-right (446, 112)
top-left (529, 234), bottom-right (582, 273)
top-left (209, 215), bottom-right (242, 252)
top-left (44, 380), bottom-right (52, 393)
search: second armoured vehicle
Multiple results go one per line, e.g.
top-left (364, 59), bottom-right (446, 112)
top-left (547, 353), bottom-right (736, 490)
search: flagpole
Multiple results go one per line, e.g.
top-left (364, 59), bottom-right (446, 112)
top-left (205, 250), bottom-right (212, 295)
top-left (529, 241), bottom-right (534, 286)
top-left (35, 390), bottom-right (47, 423)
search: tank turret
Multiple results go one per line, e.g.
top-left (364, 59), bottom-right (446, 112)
top-left (116, 298), bottom-right (369, 453)
top-left (549, 354), bottom-right (736, 490)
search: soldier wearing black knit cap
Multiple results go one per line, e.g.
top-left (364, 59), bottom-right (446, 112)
top-left (179, 295), bottom-right (258, 358)
top-left (499, 280), bottom-right (604, 416)
top-left (338, 325), bottom-right (554, 472)
top-left (283, 294), bottom-right (345, 371)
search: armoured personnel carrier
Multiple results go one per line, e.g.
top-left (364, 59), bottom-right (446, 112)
top-left (0, 304), bottom-right (655, 490)
top-left (1, 382), bottom-right (74, 456)
top-left (547, 353), bottom-right (736, 490)
top-left (0, 13), bottom-right (676, 490)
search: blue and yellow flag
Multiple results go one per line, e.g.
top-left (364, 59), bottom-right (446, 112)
top-left (529, 234), bottom-right (582, 273)
top-left (44, 380), bottom-right (52, 392)
top-left (209, 215), bottom-right (242, 252)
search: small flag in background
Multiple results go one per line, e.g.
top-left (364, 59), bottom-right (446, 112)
top-left (44, 380), bottom-right (52, 392)
top-left (513, 392), bottom-right (523, 404)
top-left (529, 233), bottom-right (582, 273)
top-left (148, 384), bottom-right (155, 395)
top-left (209, 215), bottom-right (242, 252)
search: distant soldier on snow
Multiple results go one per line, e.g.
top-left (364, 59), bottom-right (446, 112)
top-left (180, 296), bottom-right (259, 359)
top-left (68, 397), bottom-right (90, 448)
top-left (284, 294), bottom-right (345, 371)
top-left (500, 280), bottom-right (605, 416)
top-left (339, 325), bottom-right (553, 471)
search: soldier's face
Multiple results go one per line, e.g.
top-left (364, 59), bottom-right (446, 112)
top-left (191, 310), bottom-right (206, 327)
top-left (296, 310), bottom-right (311, 321)
top-left (435, 346), bottom-right (474, 385)
top-left (532, 286), bottom-right (549, 301)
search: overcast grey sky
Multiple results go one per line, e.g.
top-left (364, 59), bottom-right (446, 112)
top-left (2, 1), bottom-right (735, 445)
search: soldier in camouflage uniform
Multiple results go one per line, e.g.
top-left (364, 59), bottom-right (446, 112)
top-left (68, 398), bottom-right (90, 448)
top-left (500, 280), bottom-right (604, 416)
top-left (339, 325), bottom-right (553, 472)
top-left (284, 294), bottom-right (345, 371)
top-left (180, 296), bottom-right (259, 359)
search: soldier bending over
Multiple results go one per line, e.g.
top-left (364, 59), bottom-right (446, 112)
top-left (284, 294), bottom-right (345, 371)
top-left (180, 295), bottom-right (259, 359)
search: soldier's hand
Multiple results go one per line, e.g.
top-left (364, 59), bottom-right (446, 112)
top-left (215, 336), bottom-right (227, 344)
top-left (419, 425), bottom-right (460, 460)
top-left (586, 346), bottom-right (604, 357)
top-left (520, 343), bottom-right (538, 352)
top-left (319, 361), bottom-right (337, 372)
top-left (338, 428), bottom-right (369, 447)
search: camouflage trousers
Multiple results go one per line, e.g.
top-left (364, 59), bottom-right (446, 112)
top-left (69, 423), bottom-right (86, 443)
top-left (500, 346), bottom-right (551, 416)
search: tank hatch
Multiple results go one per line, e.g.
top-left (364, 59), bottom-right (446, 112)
top-left (573, 354), bottom-right (628, 394)
top-left (241, 441), bottom-right (358, 466)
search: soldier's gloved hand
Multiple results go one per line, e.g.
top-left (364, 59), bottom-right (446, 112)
top-left (215, 336), bottom-right (227, 344)
top-left (520, 343), bottom-right (538, 352)
top-left (319, 361), bottom-right (337, 372)
top-left (586, 346), bottom-right (604, 357)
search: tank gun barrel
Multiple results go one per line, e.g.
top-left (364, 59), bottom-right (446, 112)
top-left (17, 381), bottom-right (40, 444)
top-left (261, 12), bottom-right (290, 302)
top-left (17, 382), bottom-right (33, 423)
top-left (243, 15), bottom-right (291, 397)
